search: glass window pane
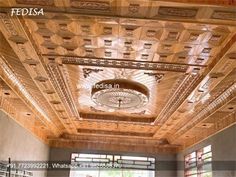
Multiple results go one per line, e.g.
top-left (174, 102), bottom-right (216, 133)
top-left (184, 145), bottom-right (212, 177)
top-left (203, 145), bottom-right (211, 153)
top-left (70, 153), bottom-right (155, 177)
top-left (121, 156), bottom-right (148, 161)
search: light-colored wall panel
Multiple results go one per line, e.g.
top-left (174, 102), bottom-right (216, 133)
top-left (0, 110), bottom-right (49, 177)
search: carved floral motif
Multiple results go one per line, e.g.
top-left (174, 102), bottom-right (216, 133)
top-left (158, 7), bottom-right (198, 18)
top-left (82, 68), bottom-right (103, 78)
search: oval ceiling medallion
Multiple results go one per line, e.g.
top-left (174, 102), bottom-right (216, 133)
top-left (91, 79), bottom-right (149, 110)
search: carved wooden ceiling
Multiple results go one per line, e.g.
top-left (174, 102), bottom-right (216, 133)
top-left (0, 0), bottom-right (235, 154)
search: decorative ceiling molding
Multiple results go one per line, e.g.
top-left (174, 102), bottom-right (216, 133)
top-left (71, 0), bottom-right (111, 11)
top-left (172, 83), bottom-right (236, 141)
top-left (60, 56), bottom-right (190, 72)
top-left (0, 57), bottom-right (50, 121)
top-left (47, 61), bottom-right (80, 118)
top-left (211, 10), bottom-right (236, 21)
top-left (153, 34), bottom-right (236, 140)
top-left (144, 72), bottom-right (165, 83)
top-left (49, 133), bottom-right (179, 154)
top-left (77, 128), bottom-right (155, 137)
top-left (131, 110), bottom-right (146, 115)
top-left (79, 112), bottom-right (155, 123)
top-left (49, 138), bottom-right (178, 154)
top-left (179, 107), bottom-right (236, 150)
top-left (59, 134), bottom-right (165, 146)
top-left (15, 0), bottom-right (55, 6)
top-left (158, 7), bottom-right (198, 18)
top-left (3, 0), bottom-right (235, 25)
top-left (0, 57), bottom-right (60, 136)
top-left (154, 0), bottom-right (236, 6)
top-left (154, 73), bottom-right (202, 124)
top-left (90, 106), bottom-right (104, 113)
top-left (82, 68), bottom-right (103, 78)
top-left (0, 13), bottom-right (76, 134)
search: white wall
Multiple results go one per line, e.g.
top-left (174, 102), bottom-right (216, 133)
top-left (0, 110), bottom-right (49, 177)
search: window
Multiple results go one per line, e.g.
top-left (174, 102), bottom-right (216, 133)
top-left (70, 153), bottom-right (155, 177)
top-left (185, 145), bottom-right (212, 177)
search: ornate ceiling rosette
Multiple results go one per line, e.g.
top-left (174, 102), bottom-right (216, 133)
top-left (91, 79), bottom-right (149, 110)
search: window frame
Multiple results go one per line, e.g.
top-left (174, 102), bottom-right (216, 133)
top-left (184, 145), bottom-right (212, 177)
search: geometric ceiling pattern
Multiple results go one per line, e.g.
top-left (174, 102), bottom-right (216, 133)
top-left (0, 0), bottom-right (236, 154)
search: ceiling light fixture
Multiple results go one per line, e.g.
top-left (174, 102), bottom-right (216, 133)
top-left (91, 79), bottom-right (149, 110)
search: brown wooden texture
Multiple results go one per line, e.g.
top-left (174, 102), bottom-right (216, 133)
top-left (0, 0), bottom-right (235, 153)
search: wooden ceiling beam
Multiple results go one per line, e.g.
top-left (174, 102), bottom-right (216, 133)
top-left (76, 128), bottom-right (155, 137)
top-left (172, 82), bottom-right (236, 142)
top-left (178, 103), bottom-right (236, 149)
top-left (154, 35), bottom-right (236, 139)
top-left (53, 55), bottom-right (192, 73)
top-left (0, 57), bottom-right (61, 136)
top-left (59, 133), bottom-right (165, 144)
top-left (46, 60), bottom-right (80, 118)
top-left (80, 112), bottom-right (155, 123)
top-left (49, 138), bottom-right (179, 154)
top-left (156, 0), bottom-right (236, 6)
top-left (26, 9), bottom-right (236, 26)
top-left (1, 0), bottom-right (236, 26)
top-left (0, 13), bottom-right (78, 134)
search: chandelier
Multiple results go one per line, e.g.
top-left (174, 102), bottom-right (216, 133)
top-left (91, 79), bottom-right (149, 110)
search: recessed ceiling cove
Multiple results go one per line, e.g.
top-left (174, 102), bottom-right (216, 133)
top-left (91, 79), bottom-right (149, 110)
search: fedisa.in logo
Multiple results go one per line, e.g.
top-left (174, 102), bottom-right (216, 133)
top-left (11, 8), bottom-right (44, 16)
